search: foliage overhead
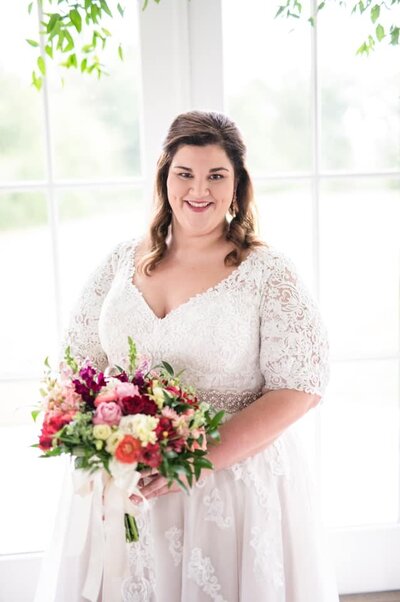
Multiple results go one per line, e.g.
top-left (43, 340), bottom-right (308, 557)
top-left (27, 0), bottom-right (399, 91)
top-left (275, 0), bottom-right (400, 54)
top-left (26, 0), bottom-right (161, 90)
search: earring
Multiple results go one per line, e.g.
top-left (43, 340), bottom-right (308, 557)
top-left (230, 196), bottom-right (238, 216)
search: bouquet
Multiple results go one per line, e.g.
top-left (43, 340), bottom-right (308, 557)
top-left (32, 337), bottom-right (225, 542)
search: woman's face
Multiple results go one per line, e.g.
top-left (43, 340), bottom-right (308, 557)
top-left (166, 144), bottom-right (236, 238)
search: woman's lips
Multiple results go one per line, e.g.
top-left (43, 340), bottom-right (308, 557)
top-left (184, 200), bottom-right (213, 212)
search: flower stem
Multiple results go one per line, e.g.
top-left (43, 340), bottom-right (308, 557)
top-left (124, 513), bottom-right (139, 542)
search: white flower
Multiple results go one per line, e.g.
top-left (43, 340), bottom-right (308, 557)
top-left (93, 424), bottom-right (112, 440)
top-left (106, 430), bottom-right (124, 453)
top-left (119, 414), bottom-right (159, 447)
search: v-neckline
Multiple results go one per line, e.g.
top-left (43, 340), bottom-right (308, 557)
top-left (128, 239), bottom-right (256, 322)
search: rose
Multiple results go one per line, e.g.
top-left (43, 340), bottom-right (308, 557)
top-left (115, 435), bottom-right (142, 463)
top-left (93, 401), bottom-right (122, 426)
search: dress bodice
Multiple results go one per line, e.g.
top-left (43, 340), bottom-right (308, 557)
top-left (63, 239), bottom-right (330, 414)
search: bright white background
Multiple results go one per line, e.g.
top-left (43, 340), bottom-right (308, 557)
top-left (0, 0), bottom-right (399, 599)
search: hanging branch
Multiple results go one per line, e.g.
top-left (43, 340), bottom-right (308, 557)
top-left (275, 0), bottom-right (400, 54)
top-left (26, 0), bottom-right (161, 91)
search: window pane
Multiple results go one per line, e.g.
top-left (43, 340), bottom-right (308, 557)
top-left (319, 3), bottom-right (400, 171)
top-left (255, 180), bottom-right (315, 286)
top-left (57, 187), bottom-right (146, 328)
top-left (0, 193), bottom-right (58, 377)
top-left (321, 359), bottom-right (399, 527)
top-left (0, 4), bottom-right (46, 181)
top-left (0, 420), bottom-right (65, 554)
top-left (48, 3), bottom-right (142, 179)
top-left (319, 178), bottom-right (399, 357)
top-left (222, 0), bottom-right (312, 175)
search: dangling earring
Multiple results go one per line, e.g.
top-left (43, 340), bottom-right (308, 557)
top-left (230, 195), bottom-right (238, 217)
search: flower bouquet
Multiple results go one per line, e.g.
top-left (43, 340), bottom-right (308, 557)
top-left (32, 337), bottom-right (225, 543)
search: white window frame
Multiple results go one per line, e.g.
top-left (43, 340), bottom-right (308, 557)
top-left (1, 0), bottom-right (399, 597)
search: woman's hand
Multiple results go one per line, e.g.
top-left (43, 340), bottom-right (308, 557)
top-left (130, 468), bottom-right (188, 504)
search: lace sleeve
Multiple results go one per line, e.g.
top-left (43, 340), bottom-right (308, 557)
top-left (259, 251), bottom-right (330, 399)
top-left (60, 244), bottom-right (121, 371)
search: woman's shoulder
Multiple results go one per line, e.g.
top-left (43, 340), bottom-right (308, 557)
top-left (248, 242), bottom-right (299, 279)
top-left (106, 237), bottom-right (142, 271)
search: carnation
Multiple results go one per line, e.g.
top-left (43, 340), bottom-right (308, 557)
top-left (119, 414), bottom-right (159, 447)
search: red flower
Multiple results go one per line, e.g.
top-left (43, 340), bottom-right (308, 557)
top-left (139, 442), bottom-right (162, 468)
top-left (169, 436), bottom-right (186, 453)
top-left (119, 394), bottom-right (157, 416)
top-left (115, 435), bottom-right (142, 463)
top-left (39, 412), bottom-right (75, 451)
top-left (155, 416), bottom-right (175, 441)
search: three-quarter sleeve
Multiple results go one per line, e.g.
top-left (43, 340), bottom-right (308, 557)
top-left (259, 250), bottom-right (330, 398)
top-left (60, 244), bottom-right (121, 371)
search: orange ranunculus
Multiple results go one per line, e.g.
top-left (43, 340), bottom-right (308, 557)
top-left (115, 435), bottom-right (142, 463)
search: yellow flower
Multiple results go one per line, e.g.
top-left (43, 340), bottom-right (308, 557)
top-left (152, 386), bottom-right (165, 409)
top-left (95, 439), bottom-right (103, 451)
top-left (93, 424), bottom-right (112, 441)
top-left (106, 431), bottom-right (124, 453)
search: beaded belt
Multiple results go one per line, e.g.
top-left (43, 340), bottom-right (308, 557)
top-left (196, 388), bottom-right (263, 414)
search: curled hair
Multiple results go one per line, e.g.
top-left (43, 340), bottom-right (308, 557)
top-left (138, 110), bottom-right (266, 275)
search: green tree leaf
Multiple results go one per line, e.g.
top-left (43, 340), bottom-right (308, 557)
top-left (26, 38), bottom-right (39, 47)
top-left (118, 43), bottom-right (124, 61)
top-left (70, 8), bottom-right (82, 33)
top-left (376, 23), bottom-right (385, 41)
top-left (370, 4), bottom-right (380, 23)
top-left (37, 55), bottom-right (46, 76)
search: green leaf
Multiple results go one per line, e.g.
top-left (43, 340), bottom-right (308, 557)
top-left (45, 44), bottom-right (53, 59)
top-left (47, 13), bottom-right (61, 34)
top-left (63, 29), bottom-right (75, 52)
top-left (117, 3), bottom-right (125, 17)
top-left (142, 0), bottom-right (149, 10)
top-left (390, 26), bottom-right (400, 45)
top-left (100, 0), bottom-right (113, 17)
top-left (370, 4), bottom-right (380, 23)
top-left (376, 23), bottom-right (385, 41)
top-left (26, 39), bottom-right (39, 48)
top-left (28, 2), bottom-right (34, 15)
top-left (161, 361), bottom-right (174, 376)
top-left (31, 409), bottom-right (41, 422)
top-left (70, 8), bottom-right (82, 33)
top-left (37, 55), bottom-right (46, 76)
top-left (317, 1), bottom-right (325, 11)
top-left (118, 44), bottom-right (124, 61)
top-left (81, 57), bottom-right (88, 72)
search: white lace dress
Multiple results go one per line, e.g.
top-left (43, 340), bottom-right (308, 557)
top-left (35, 239), bottom-right (340, 602)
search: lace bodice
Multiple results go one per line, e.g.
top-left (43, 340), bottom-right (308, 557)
top-left (63, 239), bottom-right (330, 412)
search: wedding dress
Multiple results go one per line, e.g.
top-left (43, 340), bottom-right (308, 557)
top-left (34, 238), bottom-right (340, 602)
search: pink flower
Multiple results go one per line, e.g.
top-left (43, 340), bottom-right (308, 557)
top-left (115, 382), bottom-right (140, 400)
top-left (161, 407), bottom-right (179, 421)
top-left (93, 401), bottom-right (122, 426)
top-left (94, 390), bottom-right (118, 406)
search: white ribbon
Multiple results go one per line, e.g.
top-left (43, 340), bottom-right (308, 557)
top-left (70, 463), bottom-right (149, 602)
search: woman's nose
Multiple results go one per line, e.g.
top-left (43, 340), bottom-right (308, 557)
top-left (189, 178), bottom-right (210, 198)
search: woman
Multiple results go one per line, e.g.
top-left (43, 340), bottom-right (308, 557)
top-left (37, 110), bottom-right (339, 601)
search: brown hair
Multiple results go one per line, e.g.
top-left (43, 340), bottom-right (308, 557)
top-left (138, 110), bottom-right (266, 275)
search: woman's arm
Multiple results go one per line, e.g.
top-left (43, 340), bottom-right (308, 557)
top-left (205, 388), bottom-right (319, 472)
top-left (136, 389), bottom-right (318, 501)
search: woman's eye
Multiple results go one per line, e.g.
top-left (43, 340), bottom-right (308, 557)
top-left (209, 174), bottom-right (224, 180)
top-left (178, 172), bottom-right (192, 178)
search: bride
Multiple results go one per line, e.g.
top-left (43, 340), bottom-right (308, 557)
top-left (35, 110), bottom-right (339, 601)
